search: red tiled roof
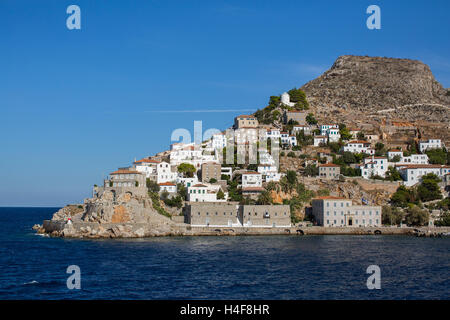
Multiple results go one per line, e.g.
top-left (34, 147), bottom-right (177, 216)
top-left (348, 140), bottom-right (370, 144)
top-left (242, 171), bottom-right (261, 175)
top-left (191, 184), bottom-right (208, 187)
top-left (134, 158), bottom-right (160, 164)
top-left (110, 169), bottom-right (141, 175)
top-left (399, 164), bottom-right (447, 169)
top-left (158, 182), bottom-right (176, 186)
top-left (313, 196), bottom-right (347, 200)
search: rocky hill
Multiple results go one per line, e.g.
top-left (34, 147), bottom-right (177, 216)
top-left (302, 55), bottom-right (449, 112)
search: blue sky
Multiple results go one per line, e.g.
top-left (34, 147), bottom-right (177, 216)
top-left (0, 0), bottom-right (449, 206)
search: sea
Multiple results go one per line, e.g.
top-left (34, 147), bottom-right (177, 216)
top-left (0, 207), bottom-right (449, 300)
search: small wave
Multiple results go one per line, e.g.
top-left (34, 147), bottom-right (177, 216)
top-left (23, 280), bottom-right (39, 285)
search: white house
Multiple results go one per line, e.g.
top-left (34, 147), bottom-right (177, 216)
top-left (281, 92), bottom-right (295, 107)
top-left (241, 171), bottom-right (263, 188)
top-left (133, 158), bottom-right (160, 178)
top-left (312, 196), bottom-right (381, 227)
top-left (320, 124), bottom-right (339, 136)
top-left (157, 161), bottom-right (178, 184)
top-left (327, 127), bottom-right (341, 143)
top-left (259, 151), bottom-right (276, 165)
top-left (158, 182), bottom-right (177, 194)
top-left (419, 139), bottom-right (442, 153)
top-left (187, 183), bottom-right (227, 202)
top-left (292, 125), bottom-right (313, 136)
top-left (314, 135), bottom-right (328, 147)
top-left (360, 156), bottom-right (388, 179)
top-left (170, 144), bottom-right (219, 169)
top-left (212, 133), bottom-right (227, 150)
top-left (266, 128), bottom-right (281, 140)
top-left (343, 140), bottom-right (374, 155)
top-left (387, 149), bottom-right (403, 160)
top-left (176, 174), bottom-right (199, 188)
top-left (399, 154), bottom-right (429, 165)
top-left (397, 164), bottom-right (450, 187)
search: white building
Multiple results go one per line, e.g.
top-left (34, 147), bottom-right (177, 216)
top-left (419, 139), bottom-right (442, 153)
top-left (314, 135), bottom-right (328, 147)
top-left (292, 125), bottom-right (313, 136)
top-left (157, 161), bottom-right (178, 184)
top-left (176, 174), bottom-right (199, 188)
top-left (187, 183), bottom-right (227, 202)
top-left (320, 124), bottom-right (339, 136)
top-left (387, 149), bottom-right (403, 160)
top-left (266, 128), bottom-right (281, 140)
top-left (158, 182), bottom-right (177, 194)
top-left (312, 196), bottom-right (381, 227)
top-left (211, 133), bottom-right (227, 150)
top-left (397, 164), bottom-right (450, 187)
top-left (170, 144), bottom-right (219, 169)
top-left (259, 150), bottom-right (276, 165)
top-left (281, 92), bottom-right (295, 107)
top-left (360, 156), bottom-right (388, 179)
top-left (399, 154), bottom-right (429, 165)
top-left (133, 158), bottom-right (160, 178)
top-left (327, 127), bottom-right (341, 143)
top-left (241, 171), bottom-right (263, 188)
top-left (343, 140), bottom-right (374, 155)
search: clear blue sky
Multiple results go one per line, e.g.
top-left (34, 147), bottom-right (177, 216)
top-left (1, 0), bottom-right (449, 206)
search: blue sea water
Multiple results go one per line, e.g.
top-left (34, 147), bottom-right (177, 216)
top-left (0, 207), bottom-right (449, 300)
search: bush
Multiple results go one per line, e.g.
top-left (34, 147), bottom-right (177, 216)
top-left (426, 148), bottom-right (447, 165)
top-left (405, 206), bottom-right (429, 226)
top-left (287, 151), bottom-right (296, 158)
top-left (146, 179), bottom-right (160, 193)
top-left (417, 173), bottom-right (442, 202)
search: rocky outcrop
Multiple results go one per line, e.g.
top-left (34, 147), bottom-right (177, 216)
top-left (44, 188), bottom-right (186, 238)
top-left (300, 55), bottom-right (450, 144)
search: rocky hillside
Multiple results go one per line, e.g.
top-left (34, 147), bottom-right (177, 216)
top-left (301, 55), bottom-right (449, 124)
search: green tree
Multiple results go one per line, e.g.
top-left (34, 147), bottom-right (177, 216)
top-left (382, 205), bottom-right (404, 225)
top-left (256, 190), bottom-right (272, 205)
top-left (217, 189), bottom-right (225, 200)
top-left (417, 173), bottom-right (442, 202)
top-left (426, 148), bottom-right (447, 165)
top-left (288, 88), bottom-right (309, 110)
top-left (405, 206), bottom-right (429, 226)
top-left (385, 166), bottom-right (402, 181)
top-left (375, 142), bottom-right (386, 156)
top-left (304, 164), bottom-right (319, 176)
top-left (356, 132), bottom-right (365, 140)
top-left (342, 151), bottom-right (356, 164)
top-left (391, 155), bottom-right (401, 162)
top-left (391, 185), bottom-right (414, 207)
top-left (286, 170), bottom-right (298, 186)
top-left (146, 178), bottom-right (160, 193)
top-left (178, 163), bottom-right (196, 177)
top-left (339, 124), bottom-right (352, 141)
top-left (306, 113), bottom-right (317, 125)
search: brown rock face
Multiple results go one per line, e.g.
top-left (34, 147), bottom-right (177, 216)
top-left (302, 55), bottom-right (449, 113)
top-left (111, 205), bottom-right (131, 223)
top-left (300, 55), bottom-right (450, 144)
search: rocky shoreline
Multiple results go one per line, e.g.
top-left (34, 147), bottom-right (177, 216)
top-left (33, 219), bottom-right (450, 239)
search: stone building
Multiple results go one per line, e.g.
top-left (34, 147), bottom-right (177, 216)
top-left (240, 205), bottom-right (291, 227)
top-left (234, 115), bottom-right (259, 129)
top-left (283, 110), bottom-right (307, 125)
top-left (184, 203), bottom-right (291, 227)
top-left (312, 196), bottom-right (381, 227)
top-left (96, 168), bottom-right (147, 199)
top-left (185, 202), bottom-right (241, 227)
top-left (318, 163), bottom-right (341, 179)
top-left (201, 162), bottom-right (221, 182)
